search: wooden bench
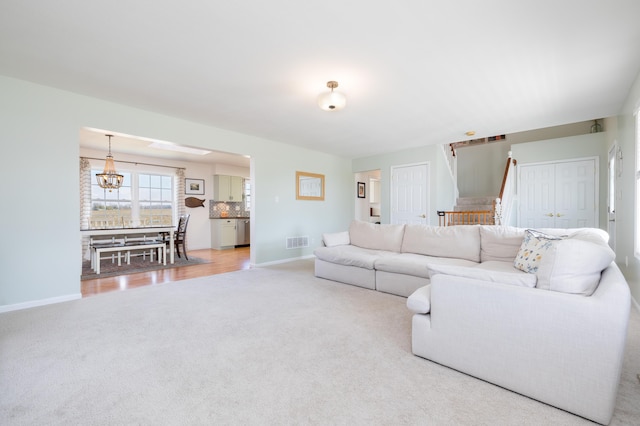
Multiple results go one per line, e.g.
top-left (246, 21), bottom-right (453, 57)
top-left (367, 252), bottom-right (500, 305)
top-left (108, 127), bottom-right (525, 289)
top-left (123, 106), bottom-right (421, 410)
top-left (91, 242), bottom-right (166, 274)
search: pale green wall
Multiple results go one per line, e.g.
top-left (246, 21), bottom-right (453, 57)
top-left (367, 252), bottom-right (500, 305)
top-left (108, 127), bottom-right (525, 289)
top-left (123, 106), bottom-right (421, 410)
top-left (612, 70), bottom-right (640, 305)
top-left (457, 140), bottom-right (511, 197)
top-left (352, 145), bottom-right (456, 225)
top-left (0, 75), bottom-right (353, 308)
top-left (457, 121), bottom-right (603, 199)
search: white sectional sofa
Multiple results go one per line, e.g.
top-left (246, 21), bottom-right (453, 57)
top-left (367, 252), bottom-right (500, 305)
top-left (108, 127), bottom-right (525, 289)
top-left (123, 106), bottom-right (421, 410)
top-left (314, 220), bottom-right (631, 425)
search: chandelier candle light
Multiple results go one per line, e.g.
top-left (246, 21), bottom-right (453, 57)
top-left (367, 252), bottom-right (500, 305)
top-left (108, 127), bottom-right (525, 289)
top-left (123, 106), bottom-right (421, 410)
top-left (96, 134), bottom-right (124, 192)
top-left (318, 81), bottom-right (346, 111)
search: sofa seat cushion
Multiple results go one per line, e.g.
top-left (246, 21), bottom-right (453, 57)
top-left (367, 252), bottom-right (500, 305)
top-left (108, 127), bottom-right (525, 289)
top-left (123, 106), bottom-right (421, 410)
top-left (376, 254), bottom-right (478, 278)
top-left (349, 220), bottom-right (406, 252)
top-left (401, 224), bottom-right (481, 262)
top-left (514, 229), bottom-right (615, 296)
top-left (428, 260), bottom-right (537, 288)
top-left (314, 245), bottom-right (394, 270)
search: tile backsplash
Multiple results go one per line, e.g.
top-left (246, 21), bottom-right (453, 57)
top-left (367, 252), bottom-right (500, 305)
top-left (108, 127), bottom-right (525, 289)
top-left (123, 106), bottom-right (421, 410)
top-left (209, 200), bottom-right (250, 218)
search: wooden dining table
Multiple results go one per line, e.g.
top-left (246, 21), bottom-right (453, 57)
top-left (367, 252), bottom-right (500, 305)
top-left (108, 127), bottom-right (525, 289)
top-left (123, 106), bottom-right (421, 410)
top-left (80, 226), bottom-right (175, 264)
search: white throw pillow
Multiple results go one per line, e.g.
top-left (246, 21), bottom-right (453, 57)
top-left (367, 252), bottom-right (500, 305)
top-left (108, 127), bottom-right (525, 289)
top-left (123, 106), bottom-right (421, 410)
top-left (428, 262), bottom-right (537, 288)
top-left (514, 229), bottom-right (615, 296)
top-left (322, 231), bottom-right (350, 247)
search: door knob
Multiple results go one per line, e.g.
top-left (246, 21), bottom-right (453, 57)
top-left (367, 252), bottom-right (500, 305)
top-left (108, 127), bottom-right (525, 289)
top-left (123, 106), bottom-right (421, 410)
top-left (556, 213), bottom-right (564, 217)
top-left (419, 214), bottom-right (426, 218)
top-left (545, 213), bottom-right (554, 217)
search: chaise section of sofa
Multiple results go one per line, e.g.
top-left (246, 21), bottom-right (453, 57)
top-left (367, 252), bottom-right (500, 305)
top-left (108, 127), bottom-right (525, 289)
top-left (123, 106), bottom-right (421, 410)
top-left (406, 225), bottom-right (628, 424)
top-left (408, 264), bottom-right (630, 425)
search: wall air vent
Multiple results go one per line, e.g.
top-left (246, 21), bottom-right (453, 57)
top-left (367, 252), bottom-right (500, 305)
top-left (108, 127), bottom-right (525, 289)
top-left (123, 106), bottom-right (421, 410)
top-left (286, 236), bottom-right (309, 249)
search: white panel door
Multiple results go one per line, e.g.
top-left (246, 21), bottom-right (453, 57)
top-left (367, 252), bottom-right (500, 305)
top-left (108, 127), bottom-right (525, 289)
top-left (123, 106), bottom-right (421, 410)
top-left (519, 163), bottom-right (556, 228)
top-left (555, 160), bottom-right (596, 228)
top-left (391, 163), bottom-right (429, 225)
top-left (518, 158), bottom-right (597, 229)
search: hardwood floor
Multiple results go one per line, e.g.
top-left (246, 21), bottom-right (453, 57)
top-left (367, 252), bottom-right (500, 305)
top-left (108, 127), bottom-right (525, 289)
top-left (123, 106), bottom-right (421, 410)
top-left (81, 247), bottom-right (251, 297)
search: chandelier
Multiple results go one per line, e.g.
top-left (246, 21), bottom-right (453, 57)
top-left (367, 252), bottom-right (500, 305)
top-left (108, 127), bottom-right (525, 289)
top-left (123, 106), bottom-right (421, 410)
top-left (95, 134), bottom-right (123, 192)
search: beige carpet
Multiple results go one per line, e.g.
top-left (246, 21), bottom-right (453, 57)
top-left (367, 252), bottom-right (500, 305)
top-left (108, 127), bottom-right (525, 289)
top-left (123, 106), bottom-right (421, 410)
top-left (1, 259), bottom-right (639, 425)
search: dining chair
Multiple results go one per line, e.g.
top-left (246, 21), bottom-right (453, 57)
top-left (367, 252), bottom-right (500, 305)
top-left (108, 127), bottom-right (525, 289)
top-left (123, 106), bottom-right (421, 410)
top-left (160, 214), bottom-right (190, 260)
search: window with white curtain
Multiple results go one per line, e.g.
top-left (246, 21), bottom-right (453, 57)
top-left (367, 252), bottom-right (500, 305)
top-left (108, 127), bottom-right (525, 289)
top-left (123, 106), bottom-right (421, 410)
top-left (90, 169), bottom-right (174, 228)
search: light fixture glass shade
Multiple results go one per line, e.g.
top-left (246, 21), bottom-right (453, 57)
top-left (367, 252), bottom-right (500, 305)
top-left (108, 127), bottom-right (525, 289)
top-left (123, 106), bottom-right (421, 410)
top-left (318, 81), bottom-right (346, 111)
top-left (318, 91), bottom-right (346, 111)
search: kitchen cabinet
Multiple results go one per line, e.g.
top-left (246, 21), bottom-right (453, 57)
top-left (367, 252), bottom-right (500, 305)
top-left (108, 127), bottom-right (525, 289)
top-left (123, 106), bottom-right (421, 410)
top-left (214, 175), bottom-right (244, 202)
top-left (211, 219), bottom-right (237, 249)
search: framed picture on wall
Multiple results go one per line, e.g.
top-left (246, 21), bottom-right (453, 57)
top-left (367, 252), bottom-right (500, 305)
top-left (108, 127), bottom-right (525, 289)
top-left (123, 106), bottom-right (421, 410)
top-left (357, 182), bottom-right (366, 198)
top-left (185, 178), bottom-right (205, 195)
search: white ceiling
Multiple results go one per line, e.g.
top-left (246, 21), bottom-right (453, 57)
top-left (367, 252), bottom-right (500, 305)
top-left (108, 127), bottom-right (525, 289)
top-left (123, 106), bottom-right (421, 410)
top-left (1, 1), bottom-right (640, 163)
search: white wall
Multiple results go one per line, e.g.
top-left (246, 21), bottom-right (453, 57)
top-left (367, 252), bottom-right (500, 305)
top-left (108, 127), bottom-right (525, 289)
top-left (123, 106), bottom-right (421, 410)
top-left (0, 75), bottom-right (353, 308)
top-left (212, 164), bottom-right (250, 178)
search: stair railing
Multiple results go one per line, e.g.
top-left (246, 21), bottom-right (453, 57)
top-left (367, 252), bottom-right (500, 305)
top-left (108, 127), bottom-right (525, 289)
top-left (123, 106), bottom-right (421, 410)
top-left (437, 210), bottom-right (495, 226)
top-left (495, 153), bottom-right (517, 225)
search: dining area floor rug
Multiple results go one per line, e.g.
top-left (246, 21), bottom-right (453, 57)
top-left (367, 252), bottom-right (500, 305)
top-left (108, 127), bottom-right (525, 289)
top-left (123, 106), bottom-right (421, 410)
top-left (81, 254), bottom-right (207, 280)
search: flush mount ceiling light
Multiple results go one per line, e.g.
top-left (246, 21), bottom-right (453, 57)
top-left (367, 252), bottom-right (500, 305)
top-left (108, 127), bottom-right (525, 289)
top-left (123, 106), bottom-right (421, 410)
top-left (95, 134), bottom-right (124, 192)
top-left (465, 130), bottom-right (476, 136)
top-left (318, 81), bottom-right (346, 111)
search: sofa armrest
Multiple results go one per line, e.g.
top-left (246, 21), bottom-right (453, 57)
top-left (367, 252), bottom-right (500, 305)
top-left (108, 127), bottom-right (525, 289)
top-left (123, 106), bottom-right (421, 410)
top-left (407, 285), bottom-right (431, 314)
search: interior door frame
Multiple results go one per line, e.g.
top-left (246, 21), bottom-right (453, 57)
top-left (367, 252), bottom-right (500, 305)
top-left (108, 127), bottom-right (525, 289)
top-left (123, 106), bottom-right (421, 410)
top-left (607, 143), bottom-right (618, 251)
top-left (390, 162), bottom-right (430, 225)
top-left (516, 156), bottom-right (599, 229)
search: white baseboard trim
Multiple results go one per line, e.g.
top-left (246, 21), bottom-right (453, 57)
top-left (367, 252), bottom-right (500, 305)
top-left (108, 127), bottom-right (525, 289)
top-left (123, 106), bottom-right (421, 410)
top-left (254, 254), bottom-right (315, 268)
top-left (0, 293), bottom-right (82, 314)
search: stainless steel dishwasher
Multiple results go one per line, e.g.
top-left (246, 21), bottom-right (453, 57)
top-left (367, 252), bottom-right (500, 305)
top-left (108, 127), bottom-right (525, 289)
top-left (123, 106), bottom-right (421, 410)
top-left (235, 218), bottom-right (250, 246)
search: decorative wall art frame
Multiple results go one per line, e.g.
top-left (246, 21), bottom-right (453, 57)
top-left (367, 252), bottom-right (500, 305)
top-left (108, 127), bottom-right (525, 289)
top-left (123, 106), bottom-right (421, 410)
top-left (185, 178), bottom-right (205, 195)
top-left (296, 171), bottom-right (325, 201)
top-left (357, 182), bottom-right (366, 198)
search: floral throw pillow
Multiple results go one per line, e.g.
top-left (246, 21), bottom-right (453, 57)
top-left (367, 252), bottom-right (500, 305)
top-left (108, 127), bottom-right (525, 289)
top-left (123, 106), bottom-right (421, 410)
top-left (514, 229), bottom-right (564, 273)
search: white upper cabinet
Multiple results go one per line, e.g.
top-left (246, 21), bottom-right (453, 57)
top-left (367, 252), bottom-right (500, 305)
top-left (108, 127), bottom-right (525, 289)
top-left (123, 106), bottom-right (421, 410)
top-left (214, 175), bottom-right (244, 202)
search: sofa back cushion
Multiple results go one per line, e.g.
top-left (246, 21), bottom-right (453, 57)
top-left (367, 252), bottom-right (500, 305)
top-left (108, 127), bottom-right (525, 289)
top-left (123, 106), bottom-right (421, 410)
top-left (514, 229), bottom-right (614, 296)
top-left (349, 221), bottom-right (405, 252)
top-left (480, 226), bottom-right (526, 262)
top-left (401, 224), bottom-right (480, 262)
